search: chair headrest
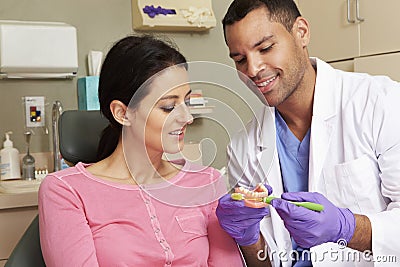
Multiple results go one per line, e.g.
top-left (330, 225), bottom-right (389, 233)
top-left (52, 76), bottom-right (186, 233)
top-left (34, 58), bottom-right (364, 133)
top-left (58, 110), bottom-right (109, 165)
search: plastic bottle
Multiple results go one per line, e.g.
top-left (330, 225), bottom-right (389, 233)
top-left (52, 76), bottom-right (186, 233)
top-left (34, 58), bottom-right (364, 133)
top-left (0, 131), bottom-right (21, 180)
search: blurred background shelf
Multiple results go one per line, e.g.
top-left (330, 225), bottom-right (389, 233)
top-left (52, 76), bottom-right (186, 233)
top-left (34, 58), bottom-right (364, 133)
top-left (132, 0), bottom-right (216, 32)
top-left (189, 106), bottom-right (214, 115)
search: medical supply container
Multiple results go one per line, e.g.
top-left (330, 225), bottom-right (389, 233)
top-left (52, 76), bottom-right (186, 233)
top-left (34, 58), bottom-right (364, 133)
top-left (0, 132), bottom-right (21, 179)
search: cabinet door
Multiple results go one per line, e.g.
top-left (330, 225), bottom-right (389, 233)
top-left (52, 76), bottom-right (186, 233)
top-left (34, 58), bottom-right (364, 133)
top-left (359, 0), bottom-right (400, 56)
top-left (0, 208), bottom-right (38, 260)
top-left (297, 0), bottom-right (359, 61)
top-left (354, 52), bottom-right (400, 82)
top-left (329, 59), bottom-right (354, 72)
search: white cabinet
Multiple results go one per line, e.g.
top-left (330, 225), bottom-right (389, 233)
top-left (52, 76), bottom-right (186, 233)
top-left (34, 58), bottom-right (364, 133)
top-left (297, 0), bottom-right (358, 61)
top-left (0, 191), bottom-right (38, 263)
top-left (297, 0), bottom-right (400, 81)
top-left (297, 0), bottom-right (400, 62)
top-left (354, 52), bottom-right (400, 82)
top-left (329, 60), bottom-right (354, 72)
top-left (329, 52), bottom-right (400, 82)
top-left (358, 0), bottom-right (400, 57)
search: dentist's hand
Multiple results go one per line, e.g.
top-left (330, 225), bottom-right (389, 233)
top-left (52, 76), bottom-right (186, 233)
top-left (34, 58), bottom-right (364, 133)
top-left (271, 192), bottom-right (355, 248)
top-left (216, 184), bottom-right (272, 246)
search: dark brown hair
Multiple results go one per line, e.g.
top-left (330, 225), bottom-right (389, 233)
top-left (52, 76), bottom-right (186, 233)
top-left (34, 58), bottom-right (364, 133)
top-left (97, 35), bottom-right (187, 160)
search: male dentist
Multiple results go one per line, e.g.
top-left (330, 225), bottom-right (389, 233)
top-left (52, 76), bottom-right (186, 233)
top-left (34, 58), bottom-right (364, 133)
top-left (216, 0), bottom-right (400, 266)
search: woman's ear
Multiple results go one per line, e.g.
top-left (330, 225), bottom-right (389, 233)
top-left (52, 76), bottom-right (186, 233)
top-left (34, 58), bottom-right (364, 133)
top-left (110, 100), bottom-right (132, 126)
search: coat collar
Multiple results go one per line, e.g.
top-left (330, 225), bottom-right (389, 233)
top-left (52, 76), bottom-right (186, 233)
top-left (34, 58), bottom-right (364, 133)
top-left (311, 58), bottom-right (339, 121)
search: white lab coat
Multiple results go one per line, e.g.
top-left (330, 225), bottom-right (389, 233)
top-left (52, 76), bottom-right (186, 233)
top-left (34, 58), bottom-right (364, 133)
top-left (227, 58), bottom-right (400, 266)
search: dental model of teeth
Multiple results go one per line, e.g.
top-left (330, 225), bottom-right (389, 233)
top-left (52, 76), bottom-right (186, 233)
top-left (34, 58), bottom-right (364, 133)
top-left (231, 183), bottom-right (324, 211)
top-left (232, 183), bottom-right (271, 208)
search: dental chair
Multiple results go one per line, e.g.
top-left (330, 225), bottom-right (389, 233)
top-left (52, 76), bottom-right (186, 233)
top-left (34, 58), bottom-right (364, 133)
top-left (58, 110), bottom-right (108, 165)
top-left (5, 110), bottom-right (108, 267)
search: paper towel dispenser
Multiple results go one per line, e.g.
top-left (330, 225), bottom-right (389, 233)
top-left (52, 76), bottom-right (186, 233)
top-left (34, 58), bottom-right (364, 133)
top-left (0, 20), bottom-right (78, 79)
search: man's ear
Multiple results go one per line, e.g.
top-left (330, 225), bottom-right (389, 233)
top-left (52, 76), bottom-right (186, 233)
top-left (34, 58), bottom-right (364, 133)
top-left (293, 17), bottom-right (310, 47)
top-left (110, 100), bottom-right (132, 126)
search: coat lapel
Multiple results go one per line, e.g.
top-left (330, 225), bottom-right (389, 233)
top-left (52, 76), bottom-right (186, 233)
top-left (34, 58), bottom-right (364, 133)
top-left (308, 58), bottom-right (340, 191)
top-left (256, 107), bottom-right (284, 195)
top-left (309, 116), bottom-right (334, 191)
top-left (256, 108), bottom-right (291, 265)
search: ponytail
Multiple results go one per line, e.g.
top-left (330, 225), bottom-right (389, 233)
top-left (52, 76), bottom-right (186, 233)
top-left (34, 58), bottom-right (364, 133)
top-left (97, 124), bottom-right (121, 161)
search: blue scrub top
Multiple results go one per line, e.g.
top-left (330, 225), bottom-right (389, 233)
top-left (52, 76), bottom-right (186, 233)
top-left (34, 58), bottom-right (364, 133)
top-left (275, 111), bottom-right (312, 266)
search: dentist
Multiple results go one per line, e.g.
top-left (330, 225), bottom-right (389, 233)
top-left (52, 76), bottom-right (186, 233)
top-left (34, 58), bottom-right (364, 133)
top-left (216, 0), bottom-right (400, 266)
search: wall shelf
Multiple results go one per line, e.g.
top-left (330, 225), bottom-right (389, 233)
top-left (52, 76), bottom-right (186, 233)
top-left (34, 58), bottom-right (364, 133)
top-left (132, 0), bottom-right (216, 32)
top-left (189, 105), bottom-right (214, 115)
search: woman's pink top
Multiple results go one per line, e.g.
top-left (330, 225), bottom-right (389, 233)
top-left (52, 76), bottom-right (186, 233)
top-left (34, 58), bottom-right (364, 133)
top-left (39, 162), bottom-right (242, 267)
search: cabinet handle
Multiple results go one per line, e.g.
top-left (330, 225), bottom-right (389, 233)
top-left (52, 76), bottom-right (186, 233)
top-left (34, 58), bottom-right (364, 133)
top-left (355, 0), bottom-right (365, 22)
top-left (347, 0), bottom-right (355, 23)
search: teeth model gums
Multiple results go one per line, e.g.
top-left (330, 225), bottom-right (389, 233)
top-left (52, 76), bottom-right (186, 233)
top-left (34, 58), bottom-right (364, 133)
top-left (231, 184), bottom-right (324, 211)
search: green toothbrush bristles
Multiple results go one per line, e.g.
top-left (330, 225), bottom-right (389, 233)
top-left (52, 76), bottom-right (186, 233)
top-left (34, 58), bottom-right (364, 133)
top-left (231, 192), bottom-right (244, 200)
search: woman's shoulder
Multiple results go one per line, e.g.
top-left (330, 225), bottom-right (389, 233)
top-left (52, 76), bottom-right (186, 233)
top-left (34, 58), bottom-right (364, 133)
top-left (44, 162), bottom-right (88, 181)
top-left (39, 162), bottom-right (91, 192)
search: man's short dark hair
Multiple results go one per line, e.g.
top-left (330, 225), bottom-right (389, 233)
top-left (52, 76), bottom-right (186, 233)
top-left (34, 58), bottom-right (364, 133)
top-left (222, 0), bottom-right (301, 42)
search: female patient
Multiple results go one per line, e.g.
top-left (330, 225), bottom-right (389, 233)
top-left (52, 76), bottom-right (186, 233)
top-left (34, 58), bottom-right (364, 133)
top-left (38, 35), bottom-right (242, 266)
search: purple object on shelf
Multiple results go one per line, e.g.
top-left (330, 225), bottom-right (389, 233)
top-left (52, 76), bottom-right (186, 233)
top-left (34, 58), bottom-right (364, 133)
top-left (143, 5), bottom-right (176, 18)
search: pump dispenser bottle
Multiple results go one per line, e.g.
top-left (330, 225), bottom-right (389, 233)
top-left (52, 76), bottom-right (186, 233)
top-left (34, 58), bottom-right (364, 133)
top-left (22, 131), bottom-right (35, 180)
top-left (0, 131), bottom-right (21, 180)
